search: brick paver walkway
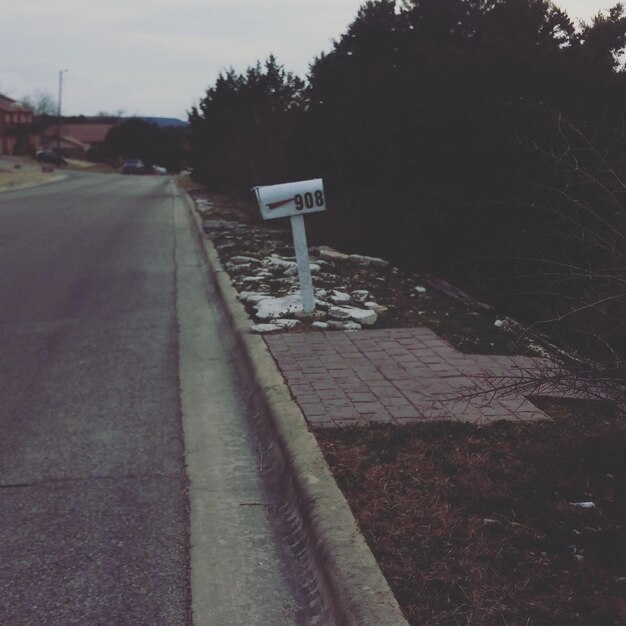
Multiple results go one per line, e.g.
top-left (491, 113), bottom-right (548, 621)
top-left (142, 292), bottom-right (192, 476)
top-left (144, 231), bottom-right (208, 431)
top-left (265, 328), bottom-right (571, 427)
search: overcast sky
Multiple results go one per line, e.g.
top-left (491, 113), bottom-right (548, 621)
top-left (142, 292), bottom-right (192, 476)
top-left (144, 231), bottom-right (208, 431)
top-left (1, 0), bottom-right (618, 120)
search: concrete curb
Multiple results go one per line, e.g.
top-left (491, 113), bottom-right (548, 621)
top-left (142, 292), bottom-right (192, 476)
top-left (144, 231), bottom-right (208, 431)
top-left (179, 186), bottom-right (409, 625)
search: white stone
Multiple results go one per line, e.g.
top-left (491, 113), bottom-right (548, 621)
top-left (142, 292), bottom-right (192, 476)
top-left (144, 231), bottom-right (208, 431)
top-left (329, 290), bottom-right (351, 304)
top-left (365, 301), bottom-right (388, 313)
top-left (226, 262), bottom-right (252, 274)
top-left (239, 292), bottom-right (272, 304)
top-left (344, 306), bottom-right (378, 326)
top-left (230, 255), bottom-right (259, 265)
top-left (264, 256), bottom-right (297, 271)
top-left (326, 305), bottom-right (378, 326)
top-left (328, 307), bottom-right (352, 321)
top-left (284, 263), bottom-right (321, 276)
top-left (312, 321), bottom-right (329, 330)
top-left (254, 294), bottom-right (305, 320)
top-left (272, 318), bottom-right (302, 328)
top-left (348, 254), bottom-right (389, 268)
top-left (316, 289), bottom-right (350, 304)
top-left (351, 290), bottom-right (370, 303)
top-left (318, 246), bottom-right (350, 263)
top-left (327, 320), bottom-right (347, 330)
top-left (294, 309), bottom-right (327, 321)
top-left (250, 323), bottom-right (281, 334)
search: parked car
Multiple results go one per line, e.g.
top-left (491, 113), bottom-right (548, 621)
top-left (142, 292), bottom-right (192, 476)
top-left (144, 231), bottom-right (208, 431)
top-left (35, 150), bottom-right (67, 166)
top-left (121, 159), bottom-right (146, 175)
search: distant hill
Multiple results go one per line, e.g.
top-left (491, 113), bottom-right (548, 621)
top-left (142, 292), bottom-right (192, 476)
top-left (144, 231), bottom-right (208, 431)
top-left (134, 117), bottom-right (189, 128)
top-left (53, 115), bottom-right (189, 128)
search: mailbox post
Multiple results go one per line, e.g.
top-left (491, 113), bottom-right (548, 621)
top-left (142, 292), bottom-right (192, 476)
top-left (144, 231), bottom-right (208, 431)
top-left (253, 179), bottom-right (326, 314)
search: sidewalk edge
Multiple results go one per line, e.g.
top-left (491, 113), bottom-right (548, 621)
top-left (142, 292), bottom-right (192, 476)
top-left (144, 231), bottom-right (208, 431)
top-left (180, 188), bottom-right (409, 626)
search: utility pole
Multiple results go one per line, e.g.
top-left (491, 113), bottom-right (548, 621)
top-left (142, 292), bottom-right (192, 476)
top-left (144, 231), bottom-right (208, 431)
top-left (56, 69), bottom-right (67, 156)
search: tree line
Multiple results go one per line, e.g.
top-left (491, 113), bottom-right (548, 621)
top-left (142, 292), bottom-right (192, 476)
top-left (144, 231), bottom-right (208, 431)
top-left (189, 0), bottom-right (626, 374)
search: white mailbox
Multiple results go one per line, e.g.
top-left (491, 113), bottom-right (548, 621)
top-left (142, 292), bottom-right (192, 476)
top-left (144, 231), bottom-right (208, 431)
top-left (252, 178), bottom-right (327, 314)
top-left (253, 178), bottom-right (326, 221)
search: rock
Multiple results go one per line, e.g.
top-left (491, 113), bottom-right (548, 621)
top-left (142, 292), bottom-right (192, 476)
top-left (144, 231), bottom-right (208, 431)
top-left (365, 301), bottom-right (388, 313)
top-left (312, 321), bottom-right (329, 330)
top-left (351, 290), bottom-right (370, 303)
top-left (250, 323), bottom-right (281, 334)
top-left (328, 306), bottom-right (352, 321)
top-left (294, 309), bottom-right (327, 321)
top-left (272, 319), bottom-right (301, 328)
top-left (328, 305), bottom-right (378, 326)
top-left (329, 290), bottom-right (351, 304)
top-left (202, 219), bottom-right (239, 233)
top-left (284, 263), bottom-right (321, 277)
top-left (264, 256), bottom-right (297, 272)
top-left (327, 320), bottom-right (347, 330)
top-left (226, 262), bottom-right (252, 274)
top-left (239, 292), bottom-right (272, 304)
top-left (345, 306), bottom-right (378, 326)
top-left (348, 254), bottom-right (389, 268)
top-left (318, 246), bottom-right (350, 263)
top-left (316, 288), bottom-right (349, 300)
top-left (230, 255), bottom-right (260, 265)
top-left (254, 294), bottom-right (305, 320)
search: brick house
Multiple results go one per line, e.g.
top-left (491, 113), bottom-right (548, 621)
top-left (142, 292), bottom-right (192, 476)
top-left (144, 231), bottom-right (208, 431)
top-left (0, 94), bottom-right (37, 155)
top-left (41, 123), bottom-right (116, 160)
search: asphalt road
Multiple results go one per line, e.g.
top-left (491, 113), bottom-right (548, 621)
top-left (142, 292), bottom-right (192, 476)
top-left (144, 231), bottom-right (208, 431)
top-left (0, 173), bottom-right (191, 624)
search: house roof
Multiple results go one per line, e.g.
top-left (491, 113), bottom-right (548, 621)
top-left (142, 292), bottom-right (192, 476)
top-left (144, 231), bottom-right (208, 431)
top-left (42, 123), bottom-right (116, 145)
top-left (0, 93), bottom-right (34, 114)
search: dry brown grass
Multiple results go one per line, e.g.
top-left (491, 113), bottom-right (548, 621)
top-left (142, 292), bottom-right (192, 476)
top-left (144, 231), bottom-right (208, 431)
top-left (316, 398), bottom-right (626, 625)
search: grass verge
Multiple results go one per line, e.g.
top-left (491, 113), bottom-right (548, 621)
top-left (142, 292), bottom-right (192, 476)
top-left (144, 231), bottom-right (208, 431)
top-left (315, 398), bottom-right (625, 625)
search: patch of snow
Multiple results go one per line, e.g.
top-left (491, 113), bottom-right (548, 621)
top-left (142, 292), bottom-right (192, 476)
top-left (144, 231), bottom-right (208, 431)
top-left (414, 285), bottom-right (427, 294)
top-left (569, 502), bottom-right (596, 508)
top-left (494, 319), bottom-right (510, 329)
top-left (344, 322), bottom-right (362, 331)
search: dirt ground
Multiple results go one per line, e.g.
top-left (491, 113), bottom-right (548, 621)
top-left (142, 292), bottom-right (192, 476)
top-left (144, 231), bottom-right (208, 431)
top-left (0, 156), bottom-right (62, 190)
top-left (316, 397), bottom-right (626, 625)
